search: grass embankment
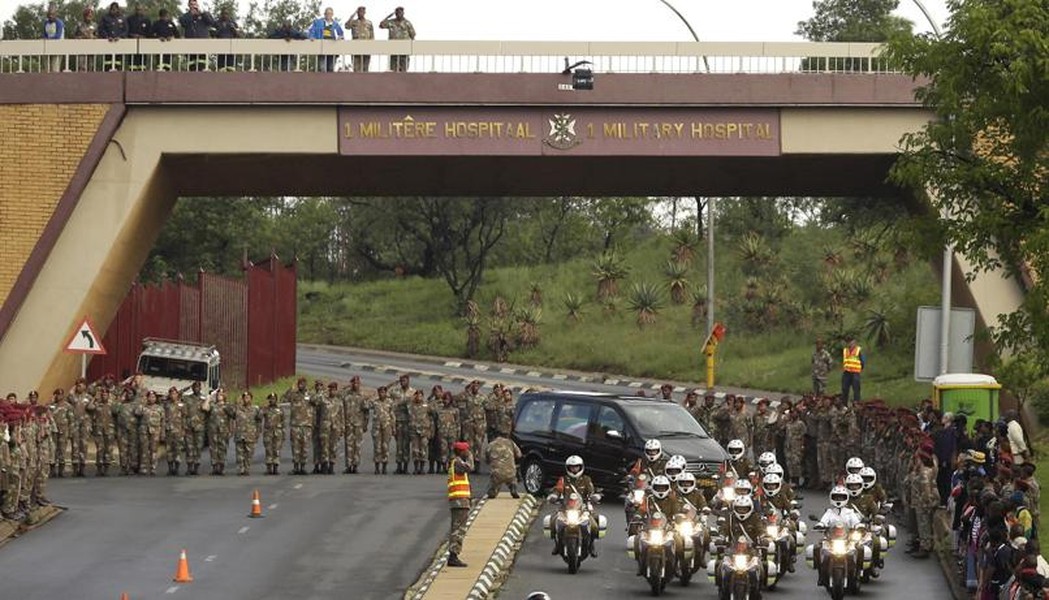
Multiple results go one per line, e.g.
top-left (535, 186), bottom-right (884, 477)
top-left (299, 227), bottom-right (939, 406)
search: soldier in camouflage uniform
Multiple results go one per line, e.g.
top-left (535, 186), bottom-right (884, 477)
top-left (908, 442), bottom-right (939, 558)
top-left (752, 398), bottom-right (774, 458)
top-left (69, 379), bottom-right (93, 477)
top-left (494, 387), bottom-right (515, 439)
top-left (390, 374), bottom-right (415, 475)
top-left (484, 383), bottom-right (503, 441)
top-left (311, 380), bottom-right (327, 474)
top-left (50, 388), bottom-right (74, 478)
top-left (20, 407), bottom-right (38, 510)
top-left (813, 397), bottom-right (834, 488)
top-left (33, 406), bottom-right (55, 505)
top-left (341, 376), bottom-right (369, 474)
top-left (407, 390), bottom-right (432, 475)
top-left (370, 386), bottom-right (394, 474)
top-left (135, 390), bottom-right (165, 475)
top-left (426, 386), bottom-right (444, 474)
top-left (316, 382), bottom-right (341, 475)
top-left (683, 389), bottom-right (702, 422)
top-left (233, 392), bottom-right (261, 476)
top-left (694, 392), bottom-right (717, 436)
top-left (378, 6), bottom-right (415, 71)
top-left (114, 387), bottom-right (140, 476)
top-left (829, 398), bottom-right (849, 480)
top-left (728, 396), bottom-right (753, 453)
top-left (163, 387), bottom-right (186, 476)
top-left (204, 390), bottom-right (234, 475)
top-left (434, 391), bottom-right (460, 469)
top-left (283, 377), bottom-right (317, 475)
top-left (2, 419), bottom-right (25, 520)
top-left (87, 387), bottom-right (115, 476)
top-left (182, 381), bottom-right (208, 476)
top-left (262, 393), bottom-right (284, 475)
top-left (485, 431), bottom-right (521, 498)
top-left (811, 339), bottom-right (833, 396)
top-left (783, 409), bottom-right (807, 486)
top-left (459, 381), bottom-right (487, 474)
top-left (712, 395), bottom-right (733, 447)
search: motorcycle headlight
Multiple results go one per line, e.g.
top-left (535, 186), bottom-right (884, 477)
top-left (648, 529), bottom-right (665, 545)
top-left (677, 521), bottom-right (693, 537)
top-left (631, 490), bottom-right (645, 504)
top-left (733, 554), bottom-right (749, 571)
top-left (565, 509), bottom-right (581, 526)
top-left (849, 530), bottom-right (863, 542)
top-left (723, 488), bottom-right (736, 502)
top-left (831, 539), bottom-right (847, 556)
top-left (767, 525), bottom-right (780, 539)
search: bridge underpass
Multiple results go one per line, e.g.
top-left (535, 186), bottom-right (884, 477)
top-left (0, 41), bottom-right (1025, 394)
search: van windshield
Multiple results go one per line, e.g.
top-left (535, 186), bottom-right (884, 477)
top-left (138, 355), bottom-right (208, 382)
top-left (621, 403), bottom-right (710, 438)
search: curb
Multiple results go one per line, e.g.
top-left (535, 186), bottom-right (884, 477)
top-left (404, 498), bottom-right (489, 600)
top-left (464, 494), bottom-right (540, 600)
top-left (336, 359), bottom-right (780, 407)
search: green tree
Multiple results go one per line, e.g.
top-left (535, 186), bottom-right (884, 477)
top-left (796, 0), bottom-right (913, 71)
top-left (582, 197), bottom-right (653, 250)
top-left (886, 0), bottom-right (1049, 361)
top-left (243, 0), bottom-right (317, 37)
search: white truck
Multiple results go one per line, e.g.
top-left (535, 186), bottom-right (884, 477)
top-left (136, 338), bottom-right (221, 395)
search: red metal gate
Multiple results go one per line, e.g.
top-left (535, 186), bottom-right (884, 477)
top-left (87, 257), bottom-right (296, 390)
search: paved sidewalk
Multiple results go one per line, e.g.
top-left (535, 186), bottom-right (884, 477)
top-left (421, 495), bottom-right (523, 600)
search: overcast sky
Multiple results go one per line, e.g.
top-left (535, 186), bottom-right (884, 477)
top-left (2, 0), bottom-right (949, 40)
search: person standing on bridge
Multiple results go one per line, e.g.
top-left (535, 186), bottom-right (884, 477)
top-left (379, 6), bottom-right (414, 72)
top-left (345, 6), bottom-right (373, 72)
top-left (42, 4), bottom-right (65, 72)
top-left (841, 336), bottom-right (864, 403)
top-left (308, 7), bottom-right (344, 72)
top-left (447, 441), bottom-right (474, 568)
top-left (179, 0), bottom-right (215, 71)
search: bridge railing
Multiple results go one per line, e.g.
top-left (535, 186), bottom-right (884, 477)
top-left (0, 39), bottom-right (897, 75)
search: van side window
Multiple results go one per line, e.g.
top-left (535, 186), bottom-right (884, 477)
top-left (554, 402), bottom-right (592, 442)
top-left (517, 399), bottom-right (555, 434)
top-left (593, 405), bottom-right (626, 440)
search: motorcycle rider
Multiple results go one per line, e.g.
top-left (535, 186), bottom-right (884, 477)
top-left (844, 456), bottom-right (864, 479)
top-left (726, 438), bottom-right (755, 478)
top-left (814, 486), bottom-right (863, 587)
top-left (711, 470), bottom-right (739, 510)
top-left (734, 477), bottom-right (764, 515)
top-left (630, 439), bottom-right (668, 481)
top-left (676, 472), bottom-right (708, 512)
top-left (757, 451), bottom-right (778, 474)
top-left (762, 473), bottom-right (798, 572)
top-left (664, 454), bottom-right (687, 483)
top-left (764, 463), bottom-right (797, 503)
top-left (858, 466), bottom-right (887, 506)
top-left (635, 474), bottom-right (680, 575)
top-left (844, 472), bottom-right (876, 519)
top-left (551, 455), bottom-right (601, 558)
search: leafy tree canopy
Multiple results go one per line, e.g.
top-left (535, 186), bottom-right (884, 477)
top-left (796, 0), bottom-right (914, 42)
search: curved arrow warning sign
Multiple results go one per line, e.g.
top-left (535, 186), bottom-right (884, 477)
top-left (64, 317), bottom-right (106, 355)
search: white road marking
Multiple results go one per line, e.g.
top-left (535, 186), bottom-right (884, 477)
top-left (268, 503), bottom-right (278, 510)
top-left (204, 555), bottom-right (217, 562)
top-left (165, 586), bottom-right (179, 594)
top-left (293, 483), bottom-right (303, 490)
top-left (237, 526), bottom-right (250, 534)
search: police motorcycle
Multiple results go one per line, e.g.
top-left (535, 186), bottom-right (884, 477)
top-left (707, 495), bottom-right (777, 600)
top-left (859, 466), bottom-right (897, 572)
top-left (674, 472), bottom-right (713, 586)
top-left (841, 473), bottom-right (886, 583)
top-left (762, 469), bottom-right (806, 577)
top-left (543, 457), bottom-right (607, 574)
top-left (625, 473), bottom-right (651, 537)
top-left (627, 476), bottom-right (678, 596)
top-left (806, 486), bottom-right (866, 600)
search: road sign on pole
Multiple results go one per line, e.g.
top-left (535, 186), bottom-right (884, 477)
top-left (64, 317), bottom-right (106, 355)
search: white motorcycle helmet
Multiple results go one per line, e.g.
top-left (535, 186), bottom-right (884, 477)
top-left (651, 475), bottom-right (672, 500)
top-left (859, 466), bottom-right (877, 490)
top-left (765, 463), bottom-right (784, 478)
top-left (566, 454), bottom-right (584, 479)
top-left (762, 473), bottom-right (783, 497)
top-left (726, 439), bottom-right (746, 461)
top-left (844, 473), bottom-right (864, 497)
top-left (665, 455), bottom-right (687, 482)
top-left (732, 495), bottom-right (754, 521)
top-left (734, 478), bottom-right (753, 498)
top-left (677, 472), bottom-right (697, 496)
top-left (829, 485), bottom-right (850, 508)
top-left (757, 451), bottom-right (777, 473)
top-left (845, 456), bottom-right (865, 476)
top-left (644, 439), bottom-right (663, 462)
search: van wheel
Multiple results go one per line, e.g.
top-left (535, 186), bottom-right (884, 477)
top-left (523, 459), bottom-right (545, 495)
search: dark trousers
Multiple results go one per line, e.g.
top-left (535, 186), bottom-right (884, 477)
top-left (841, 372), bottom-right (861, 402)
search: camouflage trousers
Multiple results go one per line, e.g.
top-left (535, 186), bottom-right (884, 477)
top-left (326, 428), bottom-right (340, 464)
top-left (74, 425), bottom-right (91, 464)
top-left (20, 465), bottom-right (33, 503)
top-left (185, 429), bottom-right (205, 464)
top-left (410, 433), bottom-right (430, 461)
top-left (449, 506), bottom-right (469, 555)
top-left (165, 431), bottom-right (184, 464)
top-left (291, 426), bottom-right (312, 464)
top-left (95, 432), bottom-right (114, 466)
top-left (32, 466), bottom-right (48, 502)
top-left (372, 425), bottom-right (391, 463)
top-left (139, 430), bottom-right (161, 474)
top-left (235, 437), bottom-right (256, 474)
top-left (344, 425), bottom-right (364, 468)
top-left (316, 429), bottom-right (332, 464)
top-left (817, 442), bottom-right (833, 485)
top-left (486, 471), bottom-right (517, 498)
top-left (118, 429), bottom-right (140, 473)
top-left (312, 428), bottom-right (323, 466)
top-left (915, 507), bottom-right (934, 551)
top-left (462, 422), bottom-right (486, 459)
top-left (830, 443), bottom-right (846, 479)
top-left (785, 447), bottom-right (804, 482)
top-left (54, 431), bottom-right (70, 466)
top-left (2, 471), bottom-right (21, 514)
top-left (395, 420), bottom-right (410, 462)
top-left (209, 431), bottom-right (229, 467)
top-left (436, 435), bottom-right (456, 463)
top-left (263, 432), bottom-right (283, 465)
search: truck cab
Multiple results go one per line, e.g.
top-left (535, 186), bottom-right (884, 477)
top-left (136, 338), bottom-right (221, 395)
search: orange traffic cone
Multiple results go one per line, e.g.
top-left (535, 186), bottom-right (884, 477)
top-left (248, 489), bottom-right (264, 518)
top-left (173, 549), bottom-right (193, 583)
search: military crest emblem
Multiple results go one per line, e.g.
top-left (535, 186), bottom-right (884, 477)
top-left (543, 113), bottom-right (582, 150)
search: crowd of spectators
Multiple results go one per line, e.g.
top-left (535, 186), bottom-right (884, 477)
top-left (24, 2), bottom-right (416, 72)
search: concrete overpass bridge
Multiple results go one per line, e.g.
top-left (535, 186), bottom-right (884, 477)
top-left (0, 40), bottom-right (1025, 393)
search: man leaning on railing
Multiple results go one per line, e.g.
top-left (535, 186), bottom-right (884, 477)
top-left (41, 3), bottom-right (64, 72)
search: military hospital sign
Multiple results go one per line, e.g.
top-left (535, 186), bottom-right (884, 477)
top-left (338, 108), bottom-right (780, 156)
